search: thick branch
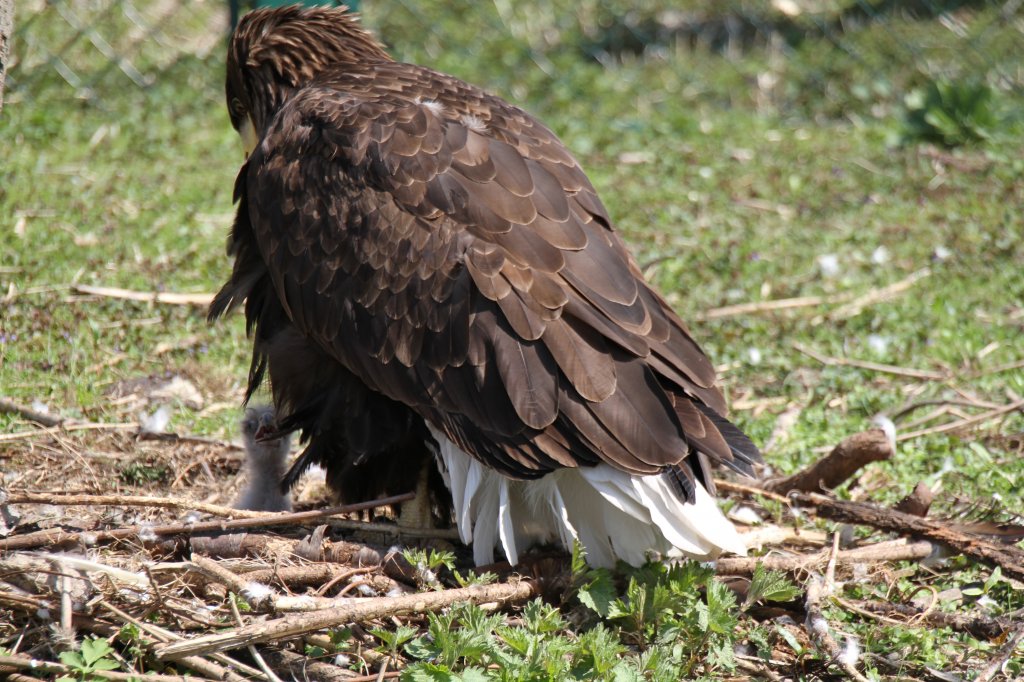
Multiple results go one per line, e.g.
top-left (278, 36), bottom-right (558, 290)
top-left (791, 492), bottom-right (1024, 582)
top-left (154, 579), bottom-right (540, 661)
top-left (717, 538), bottom-right (933, 574)
top-left (766, 429), bottom-right (893, 494)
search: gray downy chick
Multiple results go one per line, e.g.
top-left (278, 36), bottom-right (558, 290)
top-left (234, 406), bottom-right (293, 512)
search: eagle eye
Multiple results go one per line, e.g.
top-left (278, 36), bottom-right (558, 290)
top-left (230, 97), bottom-right (246, 119)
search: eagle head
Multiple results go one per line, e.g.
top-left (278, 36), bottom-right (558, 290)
top-left (225, 5), bottom-right (392, 156)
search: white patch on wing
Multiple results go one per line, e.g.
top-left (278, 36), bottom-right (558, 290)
top-left (460, 113), bottom-right (487, 132)
top-left (420, 99), bottom-right (446, 117)
top-left (428, 426), bottom-right (747, 567)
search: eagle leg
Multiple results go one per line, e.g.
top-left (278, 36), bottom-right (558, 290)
top-left (397, 460), bottom-right (436, 530)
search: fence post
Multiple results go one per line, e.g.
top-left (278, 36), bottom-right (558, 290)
top-left (0, 0), bottom-right (13, 112)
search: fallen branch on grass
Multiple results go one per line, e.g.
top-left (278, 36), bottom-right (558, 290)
top-left (893, 482), bottom-right (934, 517)
top-left (793, 342), bottom-right (948, 381)
top-left (696, 293), bottom-right (851, 320)
top-left (5, 491), bottom-right (270, 520)
top-left (803, 535), bottom-right (871, 682)
top-left (896, 397), bottom-right (1024, 441)
top-left (717, 538), bottom-right (934, 575)
top-left (0, 492), bottom-right (414, 552)
top-left (72, 284), bottom-right (214, 306)
top-left (836, 598), bottom-right (1012, 640)
top-left (0, 397), bottom-right (65, 427)
top-left (790, 492), bottom-right (1024, 582)
top-left (765, 428), bottom-right (893, 494)
top-left (827, 267), bottom-right (931, 320)
top-left (0, 654), bottom-right (218, 682)
top-left (154, 579), bottom-right (541, 661)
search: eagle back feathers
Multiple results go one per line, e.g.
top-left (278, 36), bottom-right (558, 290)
top-left (215, 7), bottom-right (760, 511)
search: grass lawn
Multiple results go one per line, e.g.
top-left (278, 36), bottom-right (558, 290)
top-left (1, 1), bottom-right (1022, 679)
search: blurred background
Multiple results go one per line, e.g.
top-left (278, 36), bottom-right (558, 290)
top-left (8, 0), bottom-right (1024, 125)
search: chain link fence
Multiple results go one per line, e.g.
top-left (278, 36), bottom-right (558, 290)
top-left (7, 0), bottom-right (1024, 118)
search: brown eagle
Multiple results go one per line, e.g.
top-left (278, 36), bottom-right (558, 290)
top-left (211, 5), bottom-right (760, 567)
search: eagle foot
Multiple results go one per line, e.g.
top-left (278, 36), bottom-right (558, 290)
top-left (397, 461), bottom-right (435, 531)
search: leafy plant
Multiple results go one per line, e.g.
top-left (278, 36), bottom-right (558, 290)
top-left (372, 624), bottom-right (420, 660)
top-left (742, 562), bottom-right (801, 610)
top-left (57, 637), bottom-right (120, 682)
top-left (402, 548), bottom-right (457, 589)
top-left (903, 78), bottom-right (998, 147)
top-left (453, 569), bottom-right (498, 588)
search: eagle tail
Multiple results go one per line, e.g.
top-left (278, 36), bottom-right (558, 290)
top-left (429, 426), bottom-right (746, 568)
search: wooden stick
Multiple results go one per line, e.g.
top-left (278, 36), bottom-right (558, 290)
top-left (836, 598), bottom-right (1012, 640)
top-left (897, 397), bottom-right (1024, 441)
top-left (765, 429), bottom-right (893, 494)
top-left (828, 267), bottom-right (931, 320)
top-left (72, 284), bottom-right (213, 306)
top-left (0, 655), bottom-right (216, 682)
top-left (6, 491), bottom-right (270, 519)
top-left (697, 293), bottom-right (849, 320)
top-left (0, 493), bottom-right (415, 552)
top-left (713, 479), bottom-right (791, 504)
top-left (0, 422), bottom-right (138, 443)
top-left (0, 397), bottom-right (65, 427)
top-left (803, 535), bottom-right (871, 682)
top-left (716, 539), bottom-right (934, 574)
top-left (790, 492), bottom-right (1024, 582)
top-left (258, 648), bottom-right (366, 681)
top-left (154, 579), bottom-right (540, 661)
top-left (793, 343), bottom-right (948, 381)
top-left (97, 600), bottom-right (260, 680)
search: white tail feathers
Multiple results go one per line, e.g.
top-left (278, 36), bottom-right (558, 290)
top-left (429, 427), bottom-right (747, 567)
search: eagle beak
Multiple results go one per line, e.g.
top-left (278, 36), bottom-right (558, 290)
top-left (240, 116), bottom-right (258, 159)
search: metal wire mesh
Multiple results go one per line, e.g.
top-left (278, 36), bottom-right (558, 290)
top-left (8, 0), bottom-right (1024, 115)
top-left (8, 0), bottom-right (227, 102)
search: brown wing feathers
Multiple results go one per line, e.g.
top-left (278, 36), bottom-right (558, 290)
top-left (222, 23), bottom-right (760, 501)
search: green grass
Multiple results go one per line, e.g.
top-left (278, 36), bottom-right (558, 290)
top-left (2, 1), bottom-right (1023, 679)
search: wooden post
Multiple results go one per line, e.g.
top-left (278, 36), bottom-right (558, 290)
top-left (0, 0), bottom-right (13, 112)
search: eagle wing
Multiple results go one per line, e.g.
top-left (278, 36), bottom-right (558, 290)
top-left (242, 62), bottom-right (757, 492)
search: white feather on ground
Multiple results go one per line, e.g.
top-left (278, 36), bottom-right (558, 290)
top-left (429, 426), bottom-right (747, 567)
top-left (234, 406), bottom-right (293, 513)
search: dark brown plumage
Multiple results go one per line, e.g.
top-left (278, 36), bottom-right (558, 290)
top-left (211, 6), bottom-right (761, 567)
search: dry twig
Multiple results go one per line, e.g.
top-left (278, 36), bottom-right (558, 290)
top-left (6, 491), bottom-right (269, 519)
top-left (72, 284), bottom-right (214, 306)
top-left (835, 598), bottom-right (1012, 641)
top-left (827, 267), bottom-right (931, 320)
top-left (802, 536), bottom-right (871, 682)
top-left (897, 397), bottom-right (1024, 441)
top-left (793, 342), bottom-right (948, 380)
top-left (155, 579), bottom-right (540, 660)
top-left (0, 492), bottom-right (415, 552)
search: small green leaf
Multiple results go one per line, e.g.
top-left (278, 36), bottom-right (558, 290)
top-left (80, 637), bottom-right (114, 666)
top-left (457, 667), bottom-right (492, 682)
top-left (404, 635), bottom-right (438, 661)
top-left (58, 651), bottom-right (85, 668)
top-left (744, 563), bottom-right (801, 609)
top-left (775, 625), bottom-right (804, 656)
top-left (91, 658), bottom-right (122, 672)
